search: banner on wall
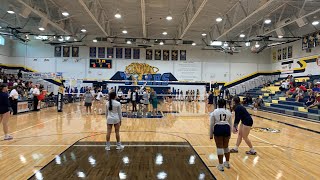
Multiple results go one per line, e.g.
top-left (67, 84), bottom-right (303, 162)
top-left (171, 50), bottom-right (178, 61)
top-left (146, 49), bottom-right (153, 60)
top-left (180, 50), bottom-right (186, 61)
top-left (163, 50), bottom-right (169, 61)
top-left (277, 49), bottom-right (282, 61)
top-left (125, 48), bottom-right (132, 59)
top-left (23, 72), bottom-right (63, 79)
top-left (89, 47), bottom-right (96, 58)
top-left (63, 46), bottom-right (70, 57)
top-left (175, 62), bottom-right (201, 81)
top-left (316, 32), bottom-right (320, 46)
top-left (155, 49), bottom-right (161, 60)
top-left (54, 46), bottom-right (61, 57)
top-left (98, 47), bottom-right (105, 58)
top-left (280, 60), bottom-right (294, 74)
top-left (116, 48), bottom-right (123, 59)
top-left (288, 46), bottom-right (292, 58)
top-left (282, 47), bottom-right (287, 60)
top-left (308, 33), bottom-right (316, 48)
top-left (272, 50), bottom-right (277, 62)
top-left (133, 49), bottom-right (140, 59)
top-left (107, 47), bottom-right (114, 58)
top-left (72, 47), bottom-right (79, 57)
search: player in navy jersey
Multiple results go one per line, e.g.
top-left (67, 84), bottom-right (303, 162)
top-left (230, 96), bottom-right (256, 155)
top-left (210, 99), bottom-right (232, 171)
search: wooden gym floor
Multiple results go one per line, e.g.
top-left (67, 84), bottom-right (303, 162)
top-left (0, 101), bottom-right (319, 179)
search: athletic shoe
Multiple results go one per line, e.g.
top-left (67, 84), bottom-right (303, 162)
top-left (217, 164), bottom-right (224, 171)
top-left (223, 162), bottom-right (230, 169)
top-left (4, 135), bottom-right (13, 140)
top-left (116, 144), bottom-right (125, 150)
top-left (245, 150), bottom-right (257, 155)
top-left (230, 148), bottom-right (238, 153)
top-left (105, 145), bottom-right (111, 151)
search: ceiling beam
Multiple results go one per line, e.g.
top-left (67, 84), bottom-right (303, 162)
top-left (141, 0), bottom-right (147, 38)
top-left (78, 0), bottom-right (110, 38)
top-left (17, 0), bottom-right (72, 35)
top-left (179, 0), bottom-right (208, 39)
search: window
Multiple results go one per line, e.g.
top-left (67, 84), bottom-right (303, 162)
top-left (0, 35), bottom-right (5, 45)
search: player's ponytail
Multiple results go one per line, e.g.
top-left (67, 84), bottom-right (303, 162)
top-left (109, 92), bottom-right (116, 111)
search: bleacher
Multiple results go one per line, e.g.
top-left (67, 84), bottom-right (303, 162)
top-left (239, 76), bottom-right (320, 121)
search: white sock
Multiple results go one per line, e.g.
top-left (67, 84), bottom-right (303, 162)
top-left (250, 148), bottom-right (255, 152)
top-left (234, 146), bottom-right (238, 150)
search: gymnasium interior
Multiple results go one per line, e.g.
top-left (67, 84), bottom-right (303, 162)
top-left (0, 0), bottom-right (319, 179)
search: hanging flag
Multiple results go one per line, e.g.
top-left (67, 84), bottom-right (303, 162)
top-left (282, 48), bottom-right (287, 60)
top-left (72, 47), bottom-right (79, 57)
top-left (133, 49), bottom-right (140, 59)
top-left (171, 50), bottom-right (178, 61)
top-left (125, 48), bottom-right (132, 59)
top-left (155, 49), bottom-right (161, 60)
top-left (272, 50), bottom-right (277, 62)
top-left (89, 47), bottom-right (96, 58)
top-left (98, 47), bottom-right (105, 58)
top-left (54, 46), bottom-right (61, 57)
top-left (287, 46), bottom-right (292, 58)
top-left (116, 48), bottom-right (123, 59)
top-left (107, 47), bottom-right (114, 58)
top-left (180, 50), bottom-right (186, 60)
top-left (308, 33), bottom-right (316, 48)
top-left (302, 36), bottom-right (308, 50)
top-left (277, 49), bottom-right (282, 61)
top-left (163, 50), bottom-right (169, 61)
top-left (146, 49), bottom-right (153, 60)
top-left (316, 32), bottom-right (320, 47)
top-left (63, 46), bottom-right (70, 57)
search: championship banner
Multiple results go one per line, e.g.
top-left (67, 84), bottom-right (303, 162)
top-left (146, 49), bottom-right (153, 60)
top-left (277, 49), bottom-right (282, 61)
top-left (282, 48), bottom-right (287, 60)
top-left (272, 50), bottom-right (277, 62)
top-left (288, 46), bottom-right (292, 58)
top-left (98, 47), bottom-right (105, 58)
top-left (163, 50), bottom-right (169, 61)
top-left (133, 49), bottom-right (140, 59)
top-left (180, 50), bottom-right (186, 61)
top-left (125, 48), bottom-right (132, 59)
top-left (316, 32), bottom-right (320, 46)
top-left (89, 47), bottom-right (96, 58)
top-left (171, 50), bottom-right (178, 61)
top-left (63, 46), bottom-right (70, 57)
top-left (72, 47), bottom-right (79, 57)
top-left (107, 47), bottom-right (114, 58)
top-left (116, 48), bottom-right (123, 59)
top-left (302, 36), bottom-right (308, 50)
top-left (155, 49), bottom-right (161, 60)
top-left (54, 46), bottom-right (61, 57)
top-left (308, 33), bottom-right (316, 48)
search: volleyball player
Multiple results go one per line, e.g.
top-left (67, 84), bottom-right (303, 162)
top-left (230, 96), bottom-right (257, 155)
top-left (0, 84), bottom-right (13, 140)
top-left (210, 99), bottom-right (232, 171)
top-left (95, 89), bottom-right (105, 114)
top-left (106, 92), bottom-right (124, 151)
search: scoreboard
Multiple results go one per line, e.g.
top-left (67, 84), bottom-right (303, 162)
top-left (90, 59), bottom-right (112, 69)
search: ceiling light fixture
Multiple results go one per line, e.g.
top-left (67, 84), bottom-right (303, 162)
top-left (62, 12), bottom-right (69, 17)
top-left (216, 17), bottom-right (222, 22)
top-left (312, 21), bottom-right (319, 26)
top-left (7, 10), bottom-right (15, 14)
top-left (223, 42), bottom-right (229, 47)
top-left (38, 27), bottom-right (45, 31)
top-left (159, 41), bottom-right (164, 45)
top-left (81, 28), bottom-right (87, 33)
top-left (93, 39), bottom-right (98, 43)
top-left (115, 11), bottom-right (122, 19)
top-left (122, 30), bottom-right (128, 34)
top-left (162, 31), bottom-right (167, 35)
top-left (264, 19), bottom-right (271, 24)
top-left (201, 33), bottom-right (207, 37)
top-left (278, 35), bottom-right (283, 38)
top-left (255, 42), bottom-right (260, 48)
top-left (126, 40), bottom-right (132, 44)
top-left (65, 36), bottom-right (71, 41)
top-left (192, 42), bottom-right (196, 46)
top-left (166, 16), bottom-right (173, 21)
top-left (210, 41), bottom-right (222, 46)
top-left (245, 42), bottom-right (251, 47)
top-left (239, 34), bottom-right (245, 38)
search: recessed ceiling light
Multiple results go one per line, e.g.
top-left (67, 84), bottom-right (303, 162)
top-left (65, 36), bottom-right (71, 40)
top-left (74, 38), bottom-right (78, 41)
top-left (216, 17), bottom-right (222, 22)
top-left (115, 13), bottom-right (122, 19)
top-left (239, 34), bottom-right (245, 38)
top-left (312, 21), bottom-right (319, 26)
top-left (38, 27), bottom-right (45, 31)
top-left (245, 42), bottom-right (251, 47)
top-left (192, 42), bottom-right (196, 46)
top-left (166, 16), bottom-right (172, 21)
top-left (278, 35), bottom-right (283, 38)
top-left (201, 33), bottom-right (207, 36)
top-left (264, 19), bottom-right (271, 24)
top-left (162, 32), bottom-right (167, 35)
top-left (81, 28), bottom-right (87, 33)
top-left (122, 30), bottom-right (128, 34)
top-left (7, 10), bottom-right (15, 14)
top-left (223, 42), bottom-right (229, 47)
top-left (93, 39), bottom-right (98, 43)
top-left (159, 41), bottom-right (164, 45)
top-left (0, 26), bottom-right (2, 29)
top-left (255, 42), bottom-right (260, 48)
top-left (126, 40), bottom-right (132, 44)
top-left (62, 12), bottom-right (69, 17)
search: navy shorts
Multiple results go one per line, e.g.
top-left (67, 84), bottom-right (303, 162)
top-left (214, 124), bottom-right (231, 137)
top-left (84, 103), bottom-right (92, 107)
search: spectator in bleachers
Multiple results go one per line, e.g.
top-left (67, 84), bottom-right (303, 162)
top-left (306, 92), bottom-right (320, 109)
top-left (253, 97), bottom-right (264, 111)
top-left (9, 86), bottom-right (19, 115)
top-left (286, 85), bottom-right (296, 98)
top-left (295, 87), bottom-right (305, 102)
top-left (305, 91), bottom-right (315, 108)
top-left (17, 70), bottom-right (22, 79)
top-left (243, 93), bottom-right (253, 105)
top-left (312, 82), bottom-right (320, 92)
top-left (279, 79), bottom-right (290, 91)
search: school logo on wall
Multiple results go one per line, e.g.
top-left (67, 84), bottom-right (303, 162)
top-left (125, 63), bottom-right (159, 80)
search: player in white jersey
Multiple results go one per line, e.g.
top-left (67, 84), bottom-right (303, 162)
top-left (209, 99), bottom-right (232, 171)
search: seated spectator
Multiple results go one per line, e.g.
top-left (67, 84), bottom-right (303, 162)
top-left (286, 85), bottom-right (296, 97)
top-left (312, 82), bottom-right (320, 92)
top-left (300, 79), bottom-right (307, 87)
top-left (279, 80), bottom-right (290, 91)
top-left (295, 87), bottom-right (305, 102)
top-left (243, 93), bottom-right (253, 105)
top-left (253, 97), bottom-right (264, 110)
top-left (306, 92), bottom-right (320, 109)
top-left (305, 91), bottom-right (315, 108)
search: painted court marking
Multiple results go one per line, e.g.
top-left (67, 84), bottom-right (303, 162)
top-left (250, 134), bottom-right (285, 151)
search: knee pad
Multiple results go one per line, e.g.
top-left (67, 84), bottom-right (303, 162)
top-left (224, 148), bottom-right (230, 153)
top-left (217, 148), bottom-right (224, 155)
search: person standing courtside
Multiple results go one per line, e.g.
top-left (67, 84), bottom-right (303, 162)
top-left (230, 96), bottom-right (257, 155)
top-left (105, 92), bottom-right (124, 151)
top-left (210, 99), bottom-right (232, 171)
top-left (9, 86), bottom-right (19, 115)
top-left (130, 88), bottom-right (138, 112)
top-left (0, 84), bottom-right (13, 140)
top-left (32, 84), bottom-right (40, 111)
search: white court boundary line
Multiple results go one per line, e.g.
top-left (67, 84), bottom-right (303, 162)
top-left (0, 144), bottom-right (275, 147)
top-left (250, 134), bottom-right (285, 151)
